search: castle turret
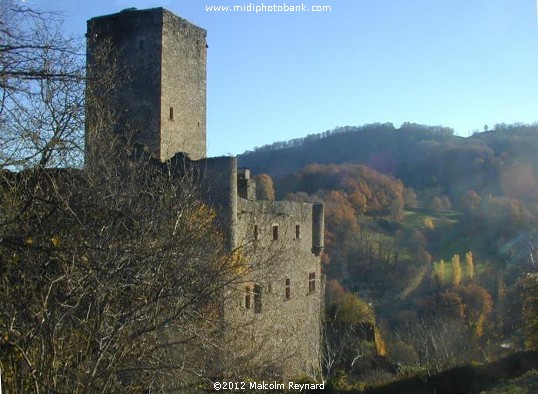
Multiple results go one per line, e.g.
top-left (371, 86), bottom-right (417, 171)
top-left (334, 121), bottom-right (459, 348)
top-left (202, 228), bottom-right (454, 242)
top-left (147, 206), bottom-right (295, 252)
top-left (312, 203), bottom-right (324, 256)
top-left (237, 168), bottom-right (257, 200)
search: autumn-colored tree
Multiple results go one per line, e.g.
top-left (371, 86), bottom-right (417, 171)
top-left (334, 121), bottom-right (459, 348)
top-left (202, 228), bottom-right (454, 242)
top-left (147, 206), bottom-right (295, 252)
top-left (330, 292), bottom-right (375, 326)
top-left (452, 254), bottom-right (462, 286)
top-left (322, 190), bottom-right (359, 246)
top-left (430, 195), bottom-right (451, 212)
top-left (465, 251), bottom-right (474, 281)
top-left (479, 195), bottom-right (535, 239)
top-left (254, 173), bottom-right (275, 201)
top-left (497, 275), bottom-right (507, 300)
top-left (284, 191), bottom-right (315, 203)
top-left (457, 283), bottom-right (493, 337)
top-left (293, 163), bottom-right (405, 220)
top-left (353, 165), bottom-right (404, 220)
top-left (424, 218), bottom-right (435, 230)
top-left (419, 289), bottom-right (464, 320)
top-left (440, 196), bottom-right (452, 210)
top-left (295, 163), bottom-right (342, 194)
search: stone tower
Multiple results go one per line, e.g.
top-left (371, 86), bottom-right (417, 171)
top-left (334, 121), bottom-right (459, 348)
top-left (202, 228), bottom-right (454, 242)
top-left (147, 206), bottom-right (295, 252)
top-left (86, 8), bottom-right (207, 161)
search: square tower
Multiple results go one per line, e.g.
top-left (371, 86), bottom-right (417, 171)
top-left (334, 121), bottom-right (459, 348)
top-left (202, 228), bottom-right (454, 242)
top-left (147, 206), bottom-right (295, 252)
top-left (86, 8), bottom-right (207, 161)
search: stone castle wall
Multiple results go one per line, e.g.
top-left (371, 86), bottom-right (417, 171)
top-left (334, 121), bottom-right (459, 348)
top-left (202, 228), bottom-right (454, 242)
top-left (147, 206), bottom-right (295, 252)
top-left (165, 155), bottom-right (325, 379)
top-left (161, 9), bottom-right (207, 160)
top-left (221, 198), bottom-right (324, 378)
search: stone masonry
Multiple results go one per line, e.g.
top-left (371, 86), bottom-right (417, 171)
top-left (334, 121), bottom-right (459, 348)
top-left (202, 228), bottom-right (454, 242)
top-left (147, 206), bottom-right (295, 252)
top-left (87, 8), bottom-right (206, 161)
top-left (85, 7), bottom-right (324, 380)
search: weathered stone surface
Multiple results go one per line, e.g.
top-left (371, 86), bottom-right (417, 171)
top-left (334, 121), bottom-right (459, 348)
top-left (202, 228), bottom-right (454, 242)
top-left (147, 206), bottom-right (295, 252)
top-left (87, 8), bottom-right (206, 161)
top-left (86, 7), bottom-right (323, 381)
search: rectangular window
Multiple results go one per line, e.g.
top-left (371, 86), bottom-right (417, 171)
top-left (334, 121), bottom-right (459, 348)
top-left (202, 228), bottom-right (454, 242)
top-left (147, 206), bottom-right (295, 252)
top-left (295, 224), bottom-right (301, 239)
top-left (254, 284), bottom-right (262, 313)
top-left (267, 281), bottom-right (272, 293)
top-left (169, 107), bottom-right (174, 121)
top-left (308, 272), bottom-right (316, 293)
top-left (285, 278), bottom-right (291, 300)
top-left (245, 286), bottom-right (251, 309)
top-left (254, 225), bottom-right (259, 240)
top-left (272, 225), bottom-right (279, 241)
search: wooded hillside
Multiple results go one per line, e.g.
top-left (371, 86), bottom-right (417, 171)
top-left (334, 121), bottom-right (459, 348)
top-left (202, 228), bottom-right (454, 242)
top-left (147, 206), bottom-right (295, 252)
top-left (240, 122), bottom-right (538, 390)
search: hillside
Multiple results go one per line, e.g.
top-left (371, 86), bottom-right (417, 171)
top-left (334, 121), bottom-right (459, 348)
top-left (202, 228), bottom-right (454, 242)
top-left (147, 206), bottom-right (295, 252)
top-left (239, 122), bottom-right (538, 204)
top-left (240, 122), bottom-right (538, 388)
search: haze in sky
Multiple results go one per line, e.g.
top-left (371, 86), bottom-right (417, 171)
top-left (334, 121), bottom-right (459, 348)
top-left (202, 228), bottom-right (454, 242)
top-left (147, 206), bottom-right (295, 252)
top-left (33, 0), bottom-right (538, 157)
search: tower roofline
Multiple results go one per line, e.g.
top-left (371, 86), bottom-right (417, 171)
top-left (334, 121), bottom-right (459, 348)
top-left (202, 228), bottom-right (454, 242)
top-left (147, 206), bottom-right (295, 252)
top-left (87, 7), bottom-right (206, 35)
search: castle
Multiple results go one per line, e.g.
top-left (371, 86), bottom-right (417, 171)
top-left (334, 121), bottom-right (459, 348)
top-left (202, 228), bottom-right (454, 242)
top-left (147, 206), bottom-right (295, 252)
top-left (86, 8), bottom-right (324, 380)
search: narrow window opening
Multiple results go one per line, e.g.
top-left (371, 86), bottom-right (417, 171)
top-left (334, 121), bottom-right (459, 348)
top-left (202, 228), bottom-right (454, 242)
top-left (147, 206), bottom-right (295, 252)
top-left (308, 272), bottom-right (316, 293)
top-left (245, 286), bottom-right (251, 309)
top-left (285, 278), bottom-right (291, 300)
top-left (272, 225), bottom-right (279, 241)
top-left (295, 224), bottom-right (301, 239)
top-left (267, 282), bottom-right (272, 293)
top-left (254, 225), bottom-right (259, 240)
top-left (169, 107), bottom-right (174, 121)
top-left (254, 284), bottom-right (262, 313)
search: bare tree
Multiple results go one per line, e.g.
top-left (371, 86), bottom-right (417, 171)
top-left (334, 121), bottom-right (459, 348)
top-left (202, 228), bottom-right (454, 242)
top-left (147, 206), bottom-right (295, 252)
top-left (392, 317), bottom-right (474, 374)
top-left (0, 154), bottom-right (243, 392)
top-left (0, 0), bottom-right (85, 169)
top-left (0, 4), bottom-right (243, 391)
top-left (324, 291), bottom-right (378, 375)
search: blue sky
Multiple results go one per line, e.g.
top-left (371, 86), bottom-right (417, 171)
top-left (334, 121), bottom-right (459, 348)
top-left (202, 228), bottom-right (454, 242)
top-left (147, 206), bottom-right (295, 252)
top-left (33, 0), bottom-right (538, 157)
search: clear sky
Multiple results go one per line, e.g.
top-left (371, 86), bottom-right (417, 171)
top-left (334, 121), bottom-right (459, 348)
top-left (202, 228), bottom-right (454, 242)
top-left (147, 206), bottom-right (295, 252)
top-left (33, 0), bottom-right (538, 157)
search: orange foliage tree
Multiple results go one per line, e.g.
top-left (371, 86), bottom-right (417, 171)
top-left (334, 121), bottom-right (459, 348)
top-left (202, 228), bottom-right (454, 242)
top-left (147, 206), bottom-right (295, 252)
top-left (254, 173), bottom-right (275, 201)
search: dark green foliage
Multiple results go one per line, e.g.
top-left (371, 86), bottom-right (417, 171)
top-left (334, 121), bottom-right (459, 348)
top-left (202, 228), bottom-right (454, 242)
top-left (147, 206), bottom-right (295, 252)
top-left (240, 123), bottom-right (538, 206)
